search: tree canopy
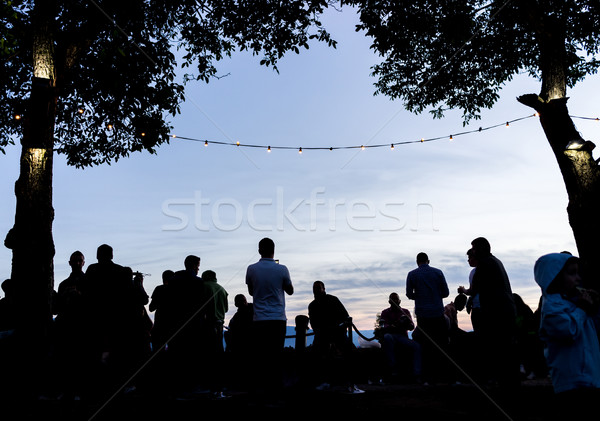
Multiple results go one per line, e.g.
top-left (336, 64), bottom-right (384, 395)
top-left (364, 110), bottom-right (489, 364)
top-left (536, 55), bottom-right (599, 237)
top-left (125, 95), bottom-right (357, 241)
top-left (347, 0), bottom-right (600, 122)
top-left (0, 0), bottom-right (336, 166)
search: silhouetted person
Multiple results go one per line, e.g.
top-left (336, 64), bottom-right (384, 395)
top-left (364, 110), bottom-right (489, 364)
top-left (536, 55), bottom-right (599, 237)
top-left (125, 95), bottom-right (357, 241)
top-left (406, 252), bottom-right (450, 384)
top-left (377, 292), bottom-right (421, 383)
top-left (246, 238), bottom-right (293, 392)
top-left (165, 255), bottom-right (206, 393)
top-left (53, 251), bottom-right (89, 399)
top-left (458, 248), bottom-right (482, 333)
top-left (513, 293), bottom-right (539, 378)
top-left (129, 270), bottom-right (152, 369)
top-left (149, 270), bottom-right (174, 353)
top-left (225, 294), bottom-right (254, 354)
top-left (225, 294), bottom-right (253, 390)
top-left (0, 279), bottom-right (16, 333)
top-left (308, 281), bottom-right (363, 393)
top-left (468, 237), bottom-right (518, 387)
top-left (201, 270), bottom-right (229, 398)
top-left (84, 244), bottom-right (145, 394)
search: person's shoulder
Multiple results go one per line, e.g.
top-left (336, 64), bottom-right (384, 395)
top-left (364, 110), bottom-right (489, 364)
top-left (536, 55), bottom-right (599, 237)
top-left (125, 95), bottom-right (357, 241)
top-left (431, 266), bottom-right (445, 275)
top-left (407, 267), bottom-right (418, 276)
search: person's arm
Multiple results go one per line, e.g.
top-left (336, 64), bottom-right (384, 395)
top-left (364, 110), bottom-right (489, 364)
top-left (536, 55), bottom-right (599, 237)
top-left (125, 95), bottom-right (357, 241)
top-left (540, 301), bottom-right (587, 341)
top-left (440, 271), bottom-right (450, 298)
top-left (245, 267), bottom-right (254, 296)
top-left (406, 274), bottom-right (415, 300)
top-left (148, 288), bottom-right (159, 312)
top-left (283, 267), bottom-right (293, 295)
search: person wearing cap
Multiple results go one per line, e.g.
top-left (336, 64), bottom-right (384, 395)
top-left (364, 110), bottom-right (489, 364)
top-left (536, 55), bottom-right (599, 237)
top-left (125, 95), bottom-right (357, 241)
top-left (534, 252), bottom-right (600, 413)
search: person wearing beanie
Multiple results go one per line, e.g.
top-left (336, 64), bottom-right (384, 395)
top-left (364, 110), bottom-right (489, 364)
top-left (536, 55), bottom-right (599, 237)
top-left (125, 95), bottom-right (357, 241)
top-left (534, 252), bottom-right (600, 415)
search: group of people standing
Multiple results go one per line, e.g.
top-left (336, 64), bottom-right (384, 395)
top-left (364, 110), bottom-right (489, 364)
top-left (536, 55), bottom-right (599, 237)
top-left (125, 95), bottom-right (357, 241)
top-left (48, 237), bottom-right (294, 400)
top-left (4, 234), bottom-right (599, 411)
top-left (50, 245), bottom-right (230, 400)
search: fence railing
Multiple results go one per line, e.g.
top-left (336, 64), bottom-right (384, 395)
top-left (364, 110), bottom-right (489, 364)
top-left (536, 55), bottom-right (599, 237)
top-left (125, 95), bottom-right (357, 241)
top-left (286, 315), bottom-right (377, 351)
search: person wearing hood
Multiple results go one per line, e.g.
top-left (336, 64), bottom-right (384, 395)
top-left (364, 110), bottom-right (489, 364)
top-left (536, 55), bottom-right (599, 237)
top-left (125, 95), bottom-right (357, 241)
top-left (534, 252), bottom-right (600, 415)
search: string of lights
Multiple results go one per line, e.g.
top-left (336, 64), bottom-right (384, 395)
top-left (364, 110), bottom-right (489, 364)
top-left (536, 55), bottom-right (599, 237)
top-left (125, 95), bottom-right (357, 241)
top-left (11, 112), bottom-right (598, 153)
top-left (169, 113), bottom-right (600, 153)
top-left (171, 113), bottom-right (543, 153)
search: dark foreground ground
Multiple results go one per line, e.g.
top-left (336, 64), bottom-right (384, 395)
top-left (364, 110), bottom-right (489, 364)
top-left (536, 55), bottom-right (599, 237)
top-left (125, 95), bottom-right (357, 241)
top-left (3, 377), bottom-right (556, 421)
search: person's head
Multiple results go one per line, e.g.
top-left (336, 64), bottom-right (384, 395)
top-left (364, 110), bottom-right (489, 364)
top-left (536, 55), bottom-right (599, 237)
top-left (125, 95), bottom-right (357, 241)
top-left (258, 238), bottom-right (275, 258)
top-left (388, 292), bottom-right (401, 308)
top-left (202, 270), bottom-right (217, 282)
top-left (466, 248), bottom-right (478, 267)
top-left (162, 270), bottom-right (175, 285)
top-left (471, 237), bottom-right (491, 259)
top-left (1, 279), bottom-right (14, 295)
top-left (416, 252), bottom-right (429, 266)
top-left (534, 253), bottom-right (581, 296)
top-left (234, 294), bottom-right (248, 308)
top-left (313, 280), bottom-right (326, 299)
top-left (96, 244), bottom-right (113, 263)
top-left (184, 255), bottom-right (201, 274)
top-left (69, 250), bottom-right (85, 273)
top-left (454, 293), bottom-right (468, 311)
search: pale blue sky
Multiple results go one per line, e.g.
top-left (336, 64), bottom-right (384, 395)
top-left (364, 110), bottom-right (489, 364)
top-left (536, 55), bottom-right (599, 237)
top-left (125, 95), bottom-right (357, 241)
top-left (1, 8), bottom-right (598, 331)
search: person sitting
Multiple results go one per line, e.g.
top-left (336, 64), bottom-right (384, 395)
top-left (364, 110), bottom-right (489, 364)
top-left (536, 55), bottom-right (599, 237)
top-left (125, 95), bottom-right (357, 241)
top-left (376, 292), bottom-right (422, 383)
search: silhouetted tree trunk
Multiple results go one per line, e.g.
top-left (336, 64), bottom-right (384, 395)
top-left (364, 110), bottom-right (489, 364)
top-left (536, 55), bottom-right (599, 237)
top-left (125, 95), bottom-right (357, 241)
top-left (518, 15), bottom-right (600, 285)
top-left (5, 1), bottom-right (57, 348)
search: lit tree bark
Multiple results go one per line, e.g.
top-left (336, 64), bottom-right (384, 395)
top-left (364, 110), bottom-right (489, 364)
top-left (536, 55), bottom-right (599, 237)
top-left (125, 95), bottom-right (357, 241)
top-left (5, 1), bottom-right (57, 345)
top-left (518, 16), bottom-right (600, 285)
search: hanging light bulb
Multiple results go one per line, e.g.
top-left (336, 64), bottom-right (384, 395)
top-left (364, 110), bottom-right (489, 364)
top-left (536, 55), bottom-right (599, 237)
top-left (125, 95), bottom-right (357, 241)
top-left (390, 144), bottom-right (395, 150)
top-left (107, 124), bottom-right (113, 130)
top-left (506, 122), bottom-right (510, 127)
top-left (204, 140), bottom-right (208, 146)
top-left (236, 141), bottom-right (240, 146)
top-left (14, 114), bottom-right (22, 120)
top-left (267, 146), bottom-right (271, 152)
top-left (298, 147), bottom-right (302, 154)
top-left (449, 135), bottom-right (453, 141)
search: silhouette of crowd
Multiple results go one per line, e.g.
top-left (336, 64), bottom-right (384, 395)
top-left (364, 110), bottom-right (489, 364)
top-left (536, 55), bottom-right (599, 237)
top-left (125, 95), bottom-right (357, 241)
top-left (0, 236), bottom-right (599, 407)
